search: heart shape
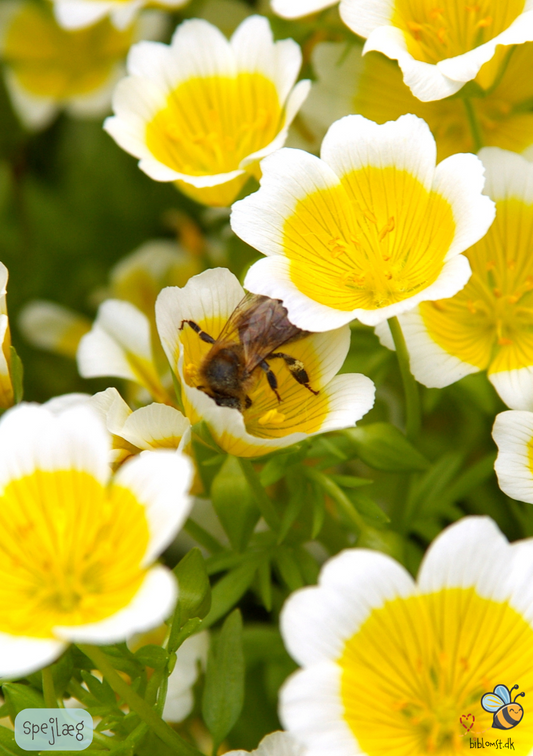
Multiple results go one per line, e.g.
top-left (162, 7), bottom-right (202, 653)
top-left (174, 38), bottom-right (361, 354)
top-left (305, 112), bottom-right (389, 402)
top-left (460, 714), bottom-right (475, 732)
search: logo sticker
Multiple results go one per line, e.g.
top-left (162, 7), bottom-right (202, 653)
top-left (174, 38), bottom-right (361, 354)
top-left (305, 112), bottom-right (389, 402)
top-left (14, 709), bottom-right (93, 751)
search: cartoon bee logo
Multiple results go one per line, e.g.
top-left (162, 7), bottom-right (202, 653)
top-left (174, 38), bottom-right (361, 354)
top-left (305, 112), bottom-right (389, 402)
top-left (481, 684), bottom-right (525, 730)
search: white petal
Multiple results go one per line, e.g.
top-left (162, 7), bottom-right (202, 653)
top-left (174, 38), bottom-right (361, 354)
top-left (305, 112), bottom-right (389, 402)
top-left (114, 450), bottom-right (194, 566)
top-left (169, 18), bottom-right (235, 80)
top-left (321, 114), bottom-right (436, 190)
top-left (77, 324), bottom-right (137, 382)
top-left (231, 147), bottom-right (341, 258)
top-left (417, 516), bottom-right (511, 599)
top-left (44, 393), bottom-right (93, 413)
top-left (110, 1), bottom-right (143, 30)
top-left (0, 404), bottom-right (110, 492)
top-left (4, 69), bottom-right (58, 131)
top-left (120, 404), bottom-right (191, 451)
top-left (227, 731), bottom-right (307, 756)
top-left (432, 153), bottom-right (495, 261)
top-left (126, 40), bottom-right (171, 81)
top-left (505, 535), bottom-right (533, 626)
top-left (18, 300), bottom-right (89, 353)
top-left (437, 11), bottom-right (533, 84)
top-left (155, 268), bottom-right (244, 369)
top-left (490, 366), bottom-right (533, 411)
top-left (164, 631), bottom-right (209, 722)
top-left (89, 387), bottom-right (132, 434)
top-left (55, 566), bottom-right (177, 644)
top-left (53, 0), bottom-right (111, 29)
top-left (279, 663), bottom-right (358, 756)
top-left (77, 300), bottom-right (153, 381)
top-left (231, 17), bottom-right (302, 105)
top-left (0, 634), bottom-right (65, 679)
top-left (361, 26), bottom-right (462, 101)
top-left (337, 0), bottom-right (393, 38)
top-left (479, 147), bottom-right (533, 204)
top-left (317, 374), bottom-right (375, 433)
top-left (493, 411), bottom-right (533, 504)
top-left (281, 548), bottom-right (414, 666)
top-left (271, 0), bottom-right (337, 18)
top-left (375, 309), bottom-right (480, 389)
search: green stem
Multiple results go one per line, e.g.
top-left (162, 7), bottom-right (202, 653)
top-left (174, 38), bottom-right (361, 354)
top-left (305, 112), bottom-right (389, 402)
top-left (184, 518), bottom-right (224, 553)
top-left (238, 458), bottom-right (281, 530)
top-left (42, 666), bottom-right (58, 708)
top-left (304, 468), bottom-right (367, 533)
top-left (462, 98), bottom-right (483, 152)
top-left (77, 645), bottom-right (200, 756)
top-left (388, 317), bottom-right (421, 443)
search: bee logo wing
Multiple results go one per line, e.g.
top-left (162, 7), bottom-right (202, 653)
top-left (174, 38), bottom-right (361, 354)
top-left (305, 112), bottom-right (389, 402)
top-left (494, 685), bottom-right (511, 704)
top-left (481, 693), bottom-right (505, 712)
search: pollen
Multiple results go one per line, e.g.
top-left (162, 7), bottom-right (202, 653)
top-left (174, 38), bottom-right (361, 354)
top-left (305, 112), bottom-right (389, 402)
top-left (184, 362), bottom-right (199, 383)
top-left (258, 408), bottom-right (286, 426)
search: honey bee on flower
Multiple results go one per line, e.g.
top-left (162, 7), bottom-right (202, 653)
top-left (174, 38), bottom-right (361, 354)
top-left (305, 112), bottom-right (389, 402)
top-left (155, 269), bottom-right (375, 458)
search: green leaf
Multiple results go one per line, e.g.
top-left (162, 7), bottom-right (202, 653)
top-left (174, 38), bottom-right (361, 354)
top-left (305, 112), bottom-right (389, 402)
top-left (202, 610), bottom-right (245, 751)
top-left (259, 445), bottom-right (308, 487)
top-left (80, 671), bottom-right (117, 707)
top-left (171, 548), bottom-right (211, 634)
top-left (2, 684), bottom-right (44, 718)
top-left (344, 423), bottom-right (430, 472)
top-left (211, 456), bottom-right (260, 552)
top-left (257, 560), bottom-right (272, 612)
top-left (9, 346), bottom-right (23, 404)
top-left (349, 490), bottom-right (390, 526)
top-left (133, 645), bottom-right (168, 671)
top-left (0, 725), bottom-right (27, 756)
top-left (203, 559), bottom-right (260, 629)
top-left (274, 547), bottom-right (304, 592)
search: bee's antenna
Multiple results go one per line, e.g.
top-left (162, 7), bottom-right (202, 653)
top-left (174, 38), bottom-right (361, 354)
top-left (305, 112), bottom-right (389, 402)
top-left (514, 692), bottom-right (526, 702)
top-left (511, 685), bottom-right (519, 693)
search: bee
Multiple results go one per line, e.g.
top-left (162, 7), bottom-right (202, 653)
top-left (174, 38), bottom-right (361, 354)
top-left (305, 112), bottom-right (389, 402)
top-left (179, 293), bottom-right (319, 412)
top-left (481, 684), bottom-right (525, 730)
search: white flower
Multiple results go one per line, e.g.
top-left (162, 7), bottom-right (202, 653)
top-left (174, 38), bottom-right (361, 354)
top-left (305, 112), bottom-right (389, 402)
top-left (377, 148), bottom-right (533, 410)
top-left (280, 516), bottom-right (533, 755)
top-left (493, 411), bottom-right (533, 504)
top-left (51, 0), bottom-right (184, 31)
top-left (340, 0), bottom-right (533, 101)
top-left (0, 1), bottom-right (165, 131)
top-left (227, 731), bottom-right (306, 756)
top-left (0, 403), bottom-right (193, 678)
top-left (232, 114), bottom-right (495, 330)
top-left (104, 16), bottom-right (310, 207)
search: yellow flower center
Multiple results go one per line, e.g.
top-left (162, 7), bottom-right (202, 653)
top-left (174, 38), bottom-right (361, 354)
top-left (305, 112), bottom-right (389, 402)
top-left (393, 0), bottom-right (525, 64)
top-left (0, 470), bottom-right (149, 638)
top-left (339, 587), bottom-right (533, 755)
top-left (420, 197), bottom-right (533, 375)
top-left (145, 73), bottom-right (282, 177)
top-left (4, 2), bottom-right (134, 99)
top-left (284, 166), bottom-right (455, 312)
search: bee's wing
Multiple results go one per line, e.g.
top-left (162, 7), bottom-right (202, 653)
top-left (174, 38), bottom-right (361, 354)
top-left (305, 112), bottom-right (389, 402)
top-left (494, 685), bottom-right (511, 704)
top-left (218, 293), bottom-right (304, 370)
top-left (481, 693), bottom-right (505, 712)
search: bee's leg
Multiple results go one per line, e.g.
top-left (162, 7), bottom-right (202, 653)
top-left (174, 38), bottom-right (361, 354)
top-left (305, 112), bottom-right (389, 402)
top-left (270, 352), bottom-right (319, 396)
top-left (245, 395), bottom-right (253, 409)
top-left (259, 360), bottom-right (282, 402)
top-left (179, 319), bottom-right (215, 345)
